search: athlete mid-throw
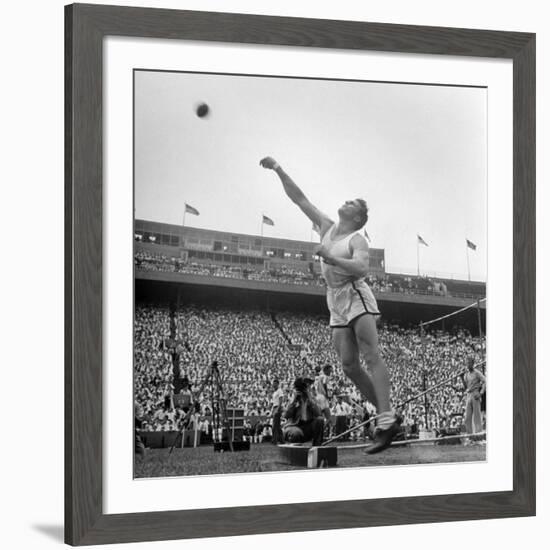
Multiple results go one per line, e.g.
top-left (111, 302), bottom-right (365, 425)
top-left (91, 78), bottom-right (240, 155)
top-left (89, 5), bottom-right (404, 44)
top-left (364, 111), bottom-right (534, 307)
top-left (260, 156), bottom-right (399, 453)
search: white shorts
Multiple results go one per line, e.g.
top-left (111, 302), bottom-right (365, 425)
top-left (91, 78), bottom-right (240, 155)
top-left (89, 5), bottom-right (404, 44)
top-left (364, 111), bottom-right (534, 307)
top-left (326, 280), bottom-right (380, 328)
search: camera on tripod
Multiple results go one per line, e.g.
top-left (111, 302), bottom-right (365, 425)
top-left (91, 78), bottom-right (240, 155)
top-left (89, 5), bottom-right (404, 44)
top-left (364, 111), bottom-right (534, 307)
top-left (169, 359), bottom-right (250, 454)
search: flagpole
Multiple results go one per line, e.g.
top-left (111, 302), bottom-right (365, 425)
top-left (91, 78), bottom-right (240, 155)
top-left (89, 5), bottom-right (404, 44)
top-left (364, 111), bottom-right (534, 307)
top-left (466, 245), bottom-right (471, 281)
top-left (417, 238), bottom-right (420, 276)
top-left (183, 207), bottom-right (186, 227)
top-left (261, 214), bottom-right (264, 237)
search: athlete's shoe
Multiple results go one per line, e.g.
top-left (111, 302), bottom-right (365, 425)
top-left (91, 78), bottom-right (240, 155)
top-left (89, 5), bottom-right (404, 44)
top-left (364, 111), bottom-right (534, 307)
top-left (365, 421), bottom-right (400, 454)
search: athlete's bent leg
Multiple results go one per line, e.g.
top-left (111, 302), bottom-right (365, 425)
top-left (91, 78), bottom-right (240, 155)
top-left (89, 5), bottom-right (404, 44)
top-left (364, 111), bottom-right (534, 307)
top-left (352, 314), bottom-right (391, 414)
top-left (350, 315), bottom-right (399, 454)
top-left (332, 327), bottom-right (378, 409)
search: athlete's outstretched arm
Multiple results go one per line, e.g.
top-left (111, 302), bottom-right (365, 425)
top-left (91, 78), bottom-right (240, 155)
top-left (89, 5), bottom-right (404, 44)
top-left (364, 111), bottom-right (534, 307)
top-left (260, 156), bottom-right (332, 233)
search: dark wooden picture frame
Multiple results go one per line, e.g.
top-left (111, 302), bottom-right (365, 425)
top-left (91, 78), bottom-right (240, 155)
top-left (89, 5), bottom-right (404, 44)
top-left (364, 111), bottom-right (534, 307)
top-left (65, 3), bottom-right (535, 546)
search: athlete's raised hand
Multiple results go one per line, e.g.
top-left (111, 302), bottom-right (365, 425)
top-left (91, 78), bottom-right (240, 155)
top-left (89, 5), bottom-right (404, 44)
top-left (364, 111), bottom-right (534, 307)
top-left (260, 157), bottom-right (334, 236)
top-left (259, 156), bottom-right (279, 170)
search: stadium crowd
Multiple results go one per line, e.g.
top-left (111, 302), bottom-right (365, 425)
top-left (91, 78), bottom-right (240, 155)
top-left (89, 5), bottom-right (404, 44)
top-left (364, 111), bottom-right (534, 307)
top-left (134, 305), bottom-right (175, 430)
top-left (135, 250), bottom-right (485, 299)
top-left (135, 302), bottom-right (486, 437)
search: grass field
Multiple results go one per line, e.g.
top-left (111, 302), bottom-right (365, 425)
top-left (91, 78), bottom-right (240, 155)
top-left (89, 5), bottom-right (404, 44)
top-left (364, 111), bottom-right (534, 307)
top-left (135, 442), bottom-right (485, 478)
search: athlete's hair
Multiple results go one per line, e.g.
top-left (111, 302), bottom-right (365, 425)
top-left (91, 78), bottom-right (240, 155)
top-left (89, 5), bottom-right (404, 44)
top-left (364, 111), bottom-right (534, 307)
top-left (353, 198), bottom-right (369, 230)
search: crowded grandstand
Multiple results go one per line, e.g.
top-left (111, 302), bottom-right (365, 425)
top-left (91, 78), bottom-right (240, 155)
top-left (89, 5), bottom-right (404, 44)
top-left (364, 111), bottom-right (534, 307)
top-left (134, 220), bottom-right (486, 450)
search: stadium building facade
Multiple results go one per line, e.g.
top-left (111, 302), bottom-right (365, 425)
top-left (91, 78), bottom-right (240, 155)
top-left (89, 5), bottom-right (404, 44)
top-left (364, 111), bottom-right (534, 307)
top-left (134, 219), bottom-right (486, 332)
top-left (134, 218), bottom-right (386, 274)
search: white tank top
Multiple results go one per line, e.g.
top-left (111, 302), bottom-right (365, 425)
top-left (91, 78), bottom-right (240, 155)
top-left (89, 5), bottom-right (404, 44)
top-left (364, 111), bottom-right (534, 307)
top-left (320, 224), bottom-right (361, 288)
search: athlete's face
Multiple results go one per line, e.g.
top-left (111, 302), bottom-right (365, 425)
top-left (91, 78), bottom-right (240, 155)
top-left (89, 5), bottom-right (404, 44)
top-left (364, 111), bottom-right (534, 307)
top-left (338, 199), bottom-right (363, 221)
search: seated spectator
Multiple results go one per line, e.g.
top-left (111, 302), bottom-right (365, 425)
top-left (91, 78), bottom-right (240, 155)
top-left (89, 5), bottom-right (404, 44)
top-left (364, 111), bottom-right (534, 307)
top-left (173, 377), bottom-right (193, 413)
top-left (134, 301), bottom-right (486, 436)
top-left (261, 422), bottom-right (273, 443)
top-left (135, 250), bottom-right (485, 298)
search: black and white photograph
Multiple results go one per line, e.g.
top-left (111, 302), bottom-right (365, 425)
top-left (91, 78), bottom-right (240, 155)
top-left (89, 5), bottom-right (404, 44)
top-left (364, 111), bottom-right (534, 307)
top-left (1, 0), bottom-right (543, 546)
top-left (133, 69), bottom-right (488, 478)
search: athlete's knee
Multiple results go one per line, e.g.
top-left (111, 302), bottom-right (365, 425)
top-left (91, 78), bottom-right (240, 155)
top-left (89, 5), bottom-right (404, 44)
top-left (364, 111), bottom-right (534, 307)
top-left (354, 330), bottom-right (380, 366)
top-left (341, 357), bottom-right (361, 378)
top-left (337, 344), bottom-right (360, 377)
top-left (360, 343), bottom-right (381, 368)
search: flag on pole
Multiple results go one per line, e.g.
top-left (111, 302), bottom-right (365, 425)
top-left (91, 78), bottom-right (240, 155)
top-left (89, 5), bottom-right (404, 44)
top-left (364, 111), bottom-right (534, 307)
top-left (466, 239), bottom-right (477, 251)
top-left (262, 215), bottom-right (275, 226)
top-left (363, 229), bottom-right (371, 243)
top-left (417, 234), bottom-right (429, 247)
top-left (184, 203), bottom-right (200, 216)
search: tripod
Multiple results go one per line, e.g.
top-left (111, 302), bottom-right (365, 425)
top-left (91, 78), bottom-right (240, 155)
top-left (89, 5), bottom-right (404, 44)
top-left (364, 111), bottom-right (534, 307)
top-left (169, 360), bottom-right (233, 454)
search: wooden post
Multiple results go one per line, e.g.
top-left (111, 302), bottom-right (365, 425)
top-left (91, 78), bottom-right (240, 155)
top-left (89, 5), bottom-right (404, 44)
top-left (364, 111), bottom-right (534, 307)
top-left (477, 299), bottom-right (484, 338)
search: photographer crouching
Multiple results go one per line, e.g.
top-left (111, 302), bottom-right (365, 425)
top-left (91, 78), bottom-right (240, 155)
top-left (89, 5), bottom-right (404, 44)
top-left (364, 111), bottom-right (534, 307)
top-left (282, 377), bottom-right (325, 446)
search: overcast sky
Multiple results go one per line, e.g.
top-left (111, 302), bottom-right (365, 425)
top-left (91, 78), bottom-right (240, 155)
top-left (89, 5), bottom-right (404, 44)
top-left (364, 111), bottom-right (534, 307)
top-left (135, 70), bottom-right (487, 281)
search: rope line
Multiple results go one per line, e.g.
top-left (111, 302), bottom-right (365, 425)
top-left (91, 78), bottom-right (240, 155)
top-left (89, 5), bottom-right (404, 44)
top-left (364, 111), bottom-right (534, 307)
top-left (419, 297), bottom-right (486, 328)
top-left (335, 431), bottom-right (486, 451)
top-left (321, 358), bottom-right (486, 447)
